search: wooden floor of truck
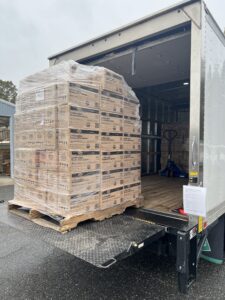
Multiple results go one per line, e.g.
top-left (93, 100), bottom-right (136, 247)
top-left (141, 175), bottom-right (188, 216)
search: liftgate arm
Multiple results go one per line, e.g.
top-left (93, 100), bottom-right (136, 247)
top-left (176, 230), bottom-right (197, 293)
top-left (176, 217), bottom-right (222, 293)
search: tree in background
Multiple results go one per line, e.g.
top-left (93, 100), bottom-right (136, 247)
top-left (0, 80), bottom-right (17, 104)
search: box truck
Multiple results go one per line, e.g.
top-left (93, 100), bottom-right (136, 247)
top-left (2, 0), bottom-right (225, 293)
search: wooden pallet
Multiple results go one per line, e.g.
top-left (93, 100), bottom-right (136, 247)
top-left (8, 199), bottom-right (142, 233)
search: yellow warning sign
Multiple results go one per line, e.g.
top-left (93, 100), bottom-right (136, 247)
top-left (198, 216), bottom-right (203, 233)
top-left (190, 171), bottom-right (198, 177)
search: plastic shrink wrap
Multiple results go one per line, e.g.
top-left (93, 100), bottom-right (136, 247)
top-left (14, 61), bottom-right (141, 219)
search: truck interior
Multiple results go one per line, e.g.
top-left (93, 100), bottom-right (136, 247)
top-left (89, 25), bottom-right (191, 220)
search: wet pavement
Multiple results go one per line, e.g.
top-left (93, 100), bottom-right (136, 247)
top-left (0, 185), bottom-right (225, 300)
top-left (0, 178), bottom-right (13, 201)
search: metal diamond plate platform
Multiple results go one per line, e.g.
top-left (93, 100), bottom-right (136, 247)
top-left (0, 203), bottom-right (165, 267)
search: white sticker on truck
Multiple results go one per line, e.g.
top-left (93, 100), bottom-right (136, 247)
top-left (183, 185), bottom-right (207, 217)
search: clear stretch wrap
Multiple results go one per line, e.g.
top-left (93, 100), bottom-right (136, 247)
top-left (14, 60), bottom-right (141, 217)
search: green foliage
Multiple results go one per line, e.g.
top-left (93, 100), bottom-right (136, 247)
top-left (0, 80), bottom-right (17, 104)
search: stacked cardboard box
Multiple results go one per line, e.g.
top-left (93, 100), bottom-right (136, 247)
top-left (13, 61), bottom-right (141, 218)
top-left (160, 122), bottom-right (189, 172)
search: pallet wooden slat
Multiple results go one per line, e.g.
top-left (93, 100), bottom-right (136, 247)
top-left (8, 199), bottom-right (142, 233)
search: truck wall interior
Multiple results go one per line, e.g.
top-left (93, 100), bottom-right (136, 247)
top-left (90, 26), bottom-right (191, 218)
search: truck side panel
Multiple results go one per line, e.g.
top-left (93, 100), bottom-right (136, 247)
top-left (202, 6), bottom-right (225, 224)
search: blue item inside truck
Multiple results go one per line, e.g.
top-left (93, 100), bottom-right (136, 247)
top-left (160, 129), bottom-right (188, 178)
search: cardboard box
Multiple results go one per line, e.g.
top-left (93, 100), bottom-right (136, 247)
top-left (124, 117), bottom-right (141, 134)
top-left (101, 151), bottom-right (124, 171)
top-left (39, 150), bottom-right (58, 170)
top-left (58, 171), bottom-right (101, 194)
top-left (14, 149), bottom-right (39, 168)
top-left (123, 183), bottom-right (141, 202)
top-left (44, 129), bottom-right (57, 150)
top-left (101, 112), bottom-right (123, 133)
top-left (101, 187), bottom-right (124, 210)
top-left (124, 152), bottom-right (141, 169)
top-left (16, 106), bottom-right (57, 130)
top-left (101, 91), bottom-right (123, 114)
top-left (17, 84), bottom-right (68, 113)
top-left (37, 169), bottom-right (49, 190)
top-left (69, 82), bottom-right (100, 109)
top-left (46, 191), bottom-right (100, 214)
top-left (16, 129), bottom-right (56, 150)
top-left (123, 134), bottom-right (141, 151)
top-left (102, 169), bottom-right (124, 191)
top-left (59, 150), bottom-right (100, 173)
top-left (89, 69), bottom-right (124, 94)
top-left (58, 105), bottom-right (100, 130)
top-left (58, 129), bottom-right (100, 151)
top-left (14, 167), bottom-right (38, 188)
top-left (123, 167), bottom-right (140, 185)
top-left (101, 133), bottom-right (123, 151)
top-left (101, 70), bottom-right (124, 94)
top-left (124, 99), bottom-right (139, 118)
top-left (68, 193), bottom-right (100, 217)
top-left (14, 183), bottom-right (47, 205)
top-left (43, 106), bottom-right (57, 128)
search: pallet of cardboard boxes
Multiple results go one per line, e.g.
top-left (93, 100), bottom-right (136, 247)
top-left (9, 61), bottom-right (142, 232)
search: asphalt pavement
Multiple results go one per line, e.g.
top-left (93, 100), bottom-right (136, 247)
top-left (0, 185), bottom-right (225, 300)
